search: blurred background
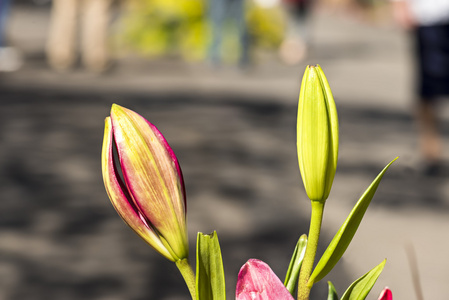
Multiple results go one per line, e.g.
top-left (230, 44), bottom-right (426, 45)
top-left (1, 0), bottom-right (449, 299)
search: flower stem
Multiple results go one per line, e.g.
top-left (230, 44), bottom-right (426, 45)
top-left (297, 200), bottom-right (325, 300)
top-left (176, 258), bottom-right (196, 300)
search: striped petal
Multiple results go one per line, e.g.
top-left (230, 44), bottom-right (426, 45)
top-left (110, 104), bottom-right (188, 260)
top-left (108, 104), bottom-right (188, 260)
top-left (102, 117), bottom-right (175, 260)
top-left (236, 259), bottom-right (294, 300)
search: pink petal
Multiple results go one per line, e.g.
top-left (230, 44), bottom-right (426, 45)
top-left (378, 287), bottom-right (393, 300)
top-left (145, 118), bottom-right (186, 211)
top-left (236, 259), bottom-right (294, 300)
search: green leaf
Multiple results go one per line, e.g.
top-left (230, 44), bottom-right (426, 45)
top-left (328, 281), bottom-right (339, 300)
top-left (284, 234), bottom-right (308, 295)
top-left (341, 259), bottom-right (386, 300)
top-left (308, 158), bottom-right (397, 285)
top-left (196, 231), bottom-right (226, 300)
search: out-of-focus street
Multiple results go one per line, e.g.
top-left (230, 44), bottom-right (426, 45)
top-left (1, 2), bottom-right (449, 300)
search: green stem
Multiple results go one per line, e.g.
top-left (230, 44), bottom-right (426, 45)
top-left (176, 258), bottom-right (196, 300)
top-left (297, 201), bottom-right (325, 300)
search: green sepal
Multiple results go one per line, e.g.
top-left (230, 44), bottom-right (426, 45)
top-left (327, 281), bottom-right (339, 300)
top-left (195, 231), bottom-right (226, 300)
top-left (341, 259), bottom-right (386, 300)
top-left (308, 158), bottom-right (397, 285)
top-left (284, 234), bottom-right (308, 295)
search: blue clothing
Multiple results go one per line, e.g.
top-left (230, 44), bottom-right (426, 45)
top-left (0, 0), bottom-right (11, 46)
top-left (208, 0), bottom-right (249, 66)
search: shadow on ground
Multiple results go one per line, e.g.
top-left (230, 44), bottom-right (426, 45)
top-left (0, 84), bottom-right (447, 299)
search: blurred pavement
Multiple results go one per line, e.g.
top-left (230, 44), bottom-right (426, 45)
top-left (1, 3), bottom-right (449, 300)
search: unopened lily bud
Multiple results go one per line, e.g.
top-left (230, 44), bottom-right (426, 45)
top-left (102, 104), bottom-right (188, 262)
top-left (297, 65), bottom-right (338, 202)
top-left (378, 287), bottom-right (393, 300)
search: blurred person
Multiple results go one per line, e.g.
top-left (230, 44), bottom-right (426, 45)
top-left (279, 0), bottom-right (312, 65)
top-left (208, 0), bottom-right (250, 68)
top-left (392, 0), bottom-right (449, 175)
top-left (0, 0), bottom-right (10, 49)
top-left (46, 0), bottom-right (112, 72)
top-left (0, 0), bottom-right (22, 72)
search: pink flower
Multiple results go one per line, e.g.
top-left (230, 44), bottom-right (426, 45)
top-left (236, 259), bottom-right (294, 300)
top-left (102, 104), bottom-right (188, 262)
top-left (378, 287), bottom-right (393, 300)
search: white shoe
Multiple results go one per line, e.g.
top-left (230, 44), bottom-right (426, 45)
top-left (279, 38), bottom-right (307, 66)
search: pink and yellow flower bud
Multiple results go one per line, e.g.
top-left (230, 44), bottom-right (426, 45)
top-left (297, 65), bottom-right (339, 202)
top-left (102, 104), bottom-right (188, 262)
top-left (236, 259), bottom-right (294, 300)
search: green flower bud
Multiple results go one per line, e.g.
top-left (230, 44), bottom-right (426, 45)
top-left (297, 65), bottom-right (339, 202)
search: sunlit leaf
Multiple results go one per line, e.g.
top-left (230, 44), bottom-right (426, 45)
top-left (196, 231), bottom-right (226, 300)
top-left (308, 158), bottom-right (397, 285)
top-left (328, 281), bottom-right (339, 300)
top-left (284, 234), bottom-right (307, 295)
top-left (341, 260), bottom-right (386, 300)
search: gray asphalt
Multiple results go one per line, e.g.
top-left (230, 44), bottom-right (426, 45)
top-left (1, 3), bottom-right (449, 300)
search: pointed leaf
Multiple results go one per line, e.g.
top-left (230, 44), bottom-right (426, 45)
top-left (309, 158), bottom-right (397, 285)
top-left (328, 281), bottom-right (339, 300)
top-left (196, 231), bottom-right (226, 300)
top-left (341, 259), bottom-right (386, 300)
top-left (284, 234), bottom-right (307, 295)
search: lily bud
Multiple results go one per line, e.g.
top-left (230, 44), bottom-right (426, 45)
top-left (236, 259), bottom-right (294, 300)
top-left (297, 65), bottom-right (338, 202)
top-left (102, 104), bottom-right (188, 262)
top-left (378, 287), bottom-right (393, 300)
